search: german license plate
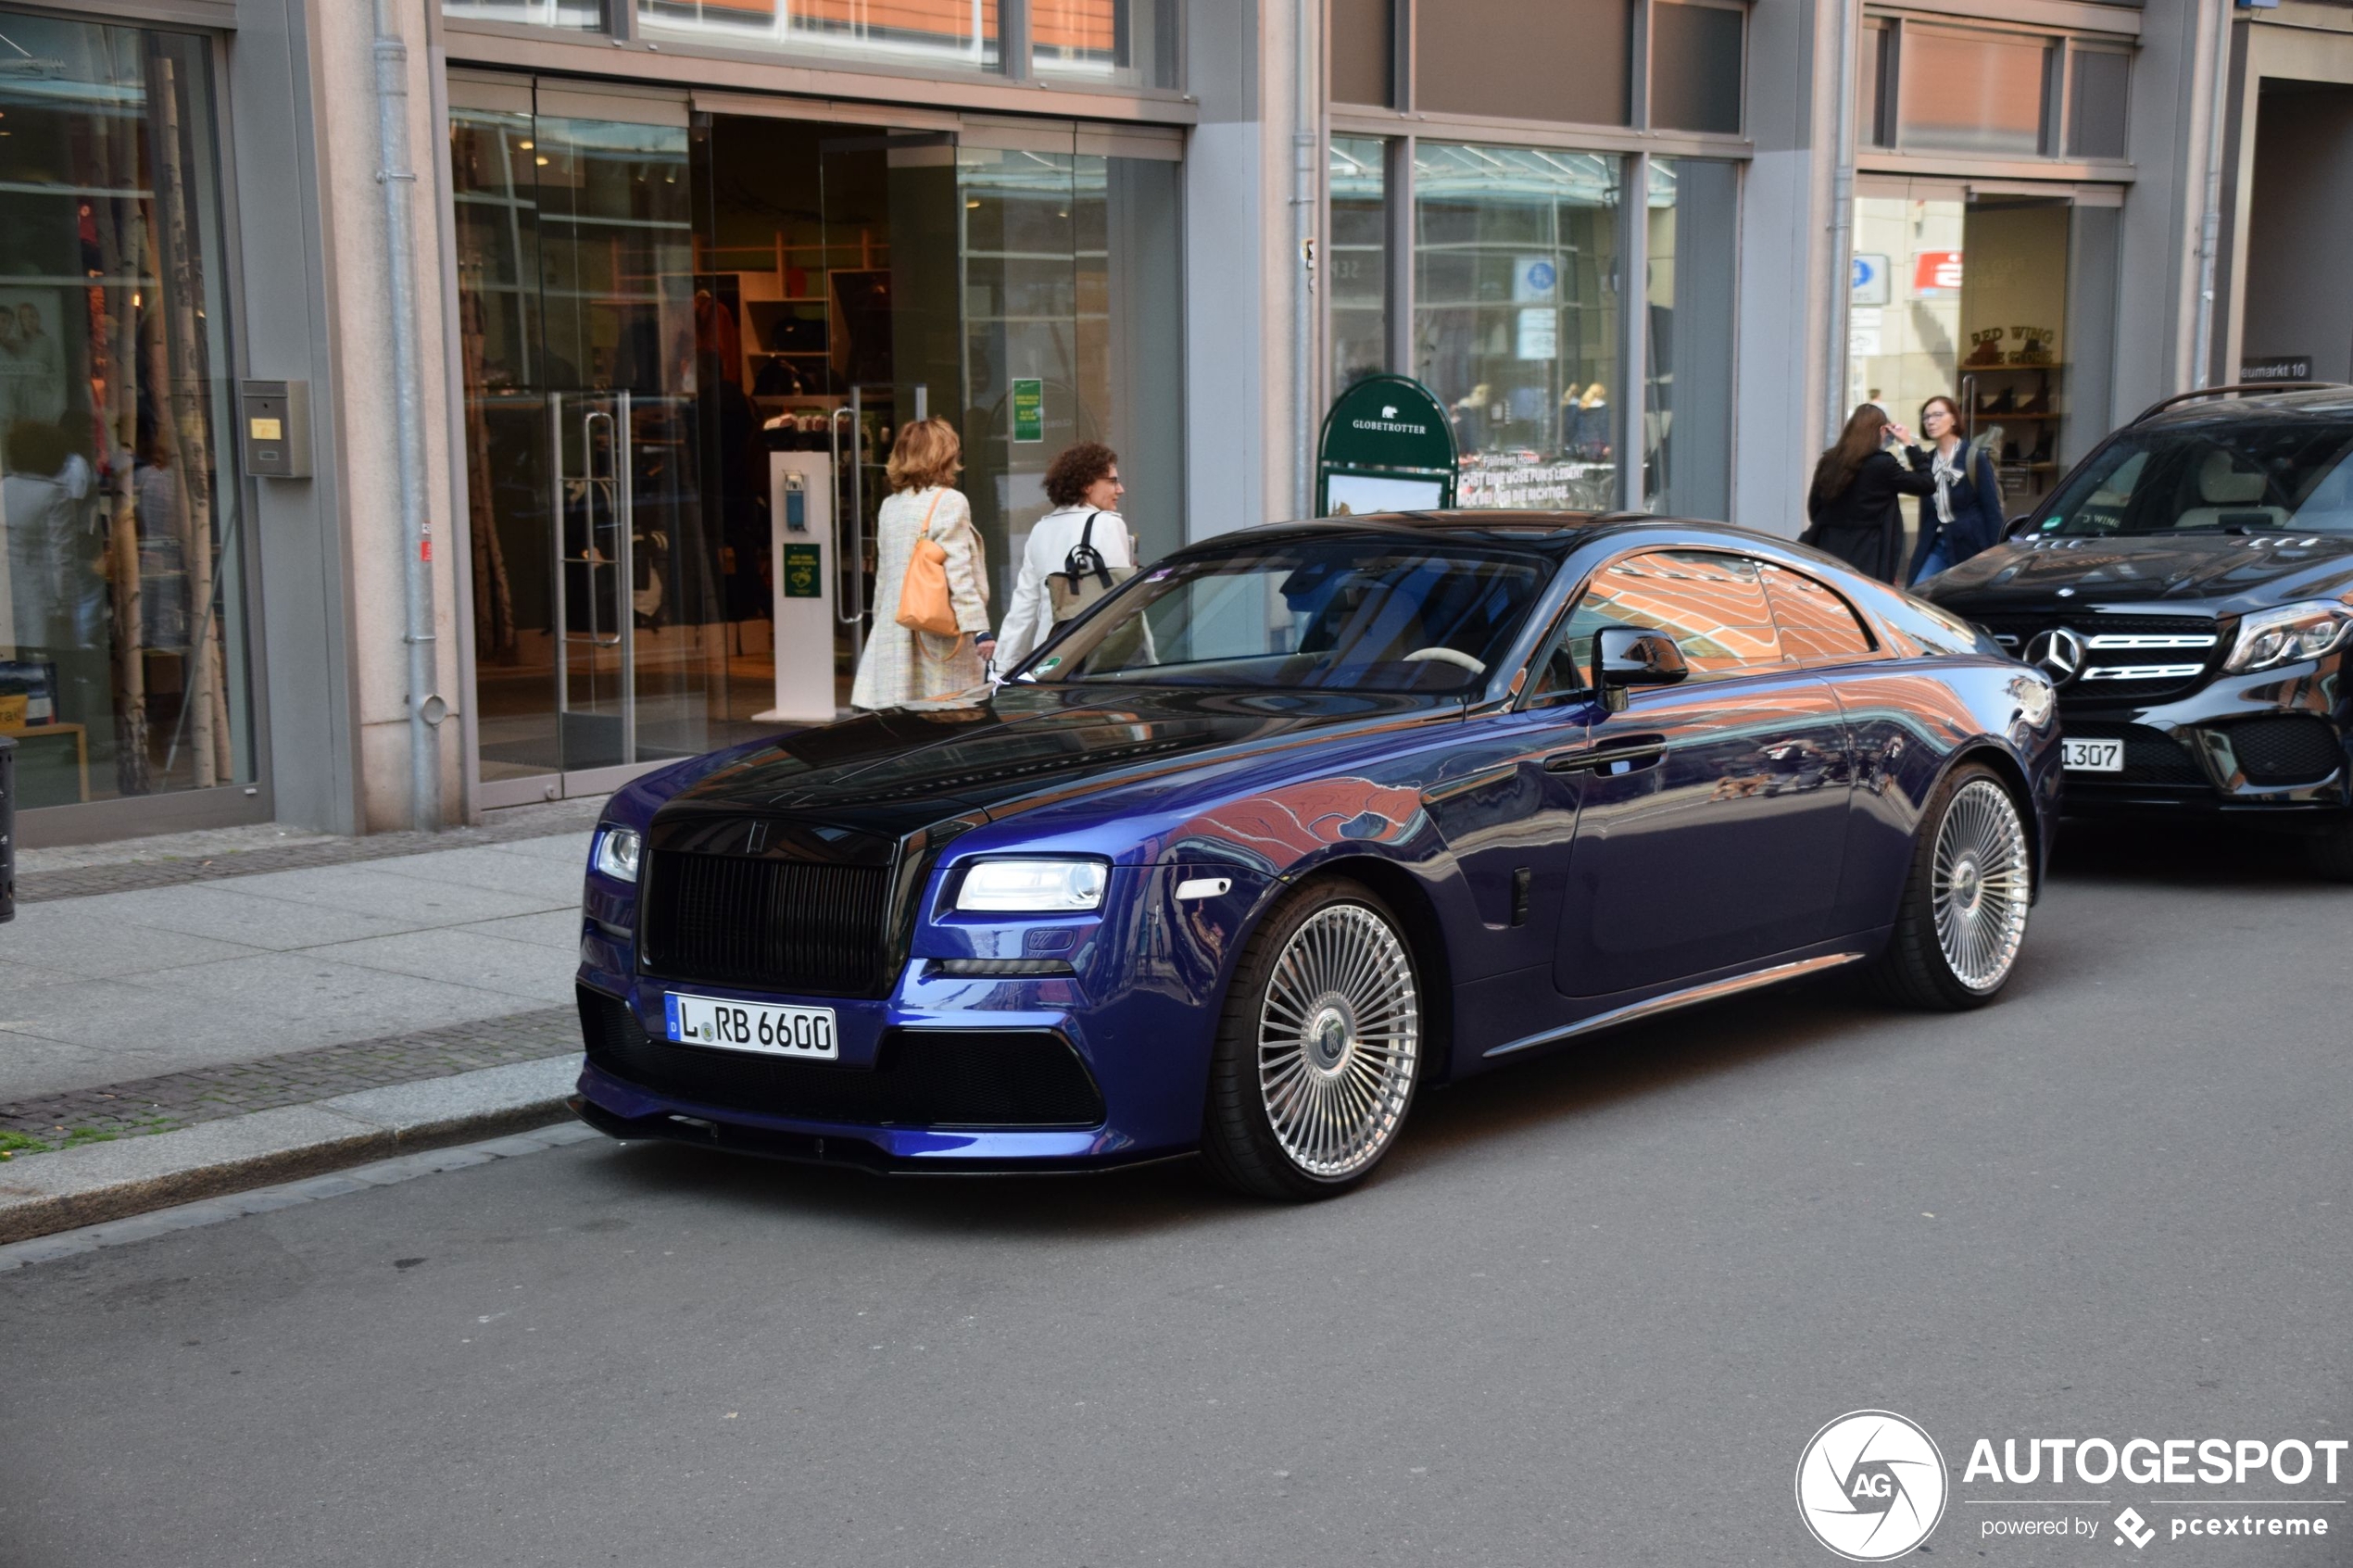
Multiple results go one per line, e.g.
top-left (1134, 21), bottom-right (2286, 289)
top-left (2062, 737), bottom-right (2123, 772)
top-left (664, 992), bottom-right (838, 1060)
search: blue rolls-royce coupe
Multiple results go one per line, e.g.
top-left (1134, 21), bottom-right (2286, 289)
top-left (573, 513), bottom-right (2060, 1199)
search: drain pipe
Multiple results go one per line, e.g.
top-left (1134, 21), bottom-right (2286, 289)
top-left (372, 0), bottom-right (444, 831)
top-left (1822, 0), bottom-right (1860, 446)
top-left (1291, 0), bottom-right (1317, 518)
top-left (2189, 0), bottom-right (2233, 391)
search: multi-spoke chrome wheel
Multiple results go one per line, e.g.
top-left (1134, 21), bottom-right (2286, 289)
top-left (1255, 902), bottom-right (1420, 1180)
top-left (1931, 778), bottom-right (2031, 992)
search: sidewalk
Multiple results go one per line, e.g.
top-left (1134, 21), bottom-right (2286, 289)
top-left (0, 802), bottom-right (607, 1240)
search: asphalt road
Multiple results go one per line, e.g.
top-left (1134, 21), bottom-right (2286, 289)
top-left (4, 820), bottom-right (2348, 1568)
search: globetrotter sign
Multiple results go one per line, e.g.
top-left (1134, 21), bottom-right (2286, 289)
top-left (1315, 373), bottom-right (1458, 517)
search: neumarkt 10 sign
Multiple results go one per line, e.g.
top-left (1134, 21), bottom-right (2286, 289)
top-left (1316, 374), bottom-right (1456, 516)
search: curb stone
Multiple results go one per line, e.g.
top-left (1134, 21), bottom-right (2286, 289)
top-left (0, 1056), bottom-right (584, 1245)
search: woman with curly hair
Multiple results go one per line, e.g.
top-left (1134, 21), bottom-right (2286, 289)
top-left (994, 440), bottom-right (1134, 672)
top-left (849, 417), bottom-right (993, 709)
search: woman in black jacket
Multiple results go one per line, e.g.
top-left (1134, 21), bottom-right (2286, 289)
top-left (1904, 394), bottom-right (2008, 584)
top-left (1804, 404), bottom-right (1935, 583)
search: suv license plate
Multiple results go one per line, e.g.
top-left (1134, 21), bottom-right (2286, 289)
top-left (2062, 737), bottom-right (2124, 772)
top-left (664, 992), bottom-right (838, 1060)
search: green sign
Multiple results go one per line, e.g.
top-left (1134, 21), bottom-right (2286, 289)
top-left (1012, 378), bottom-right (1044, 444)
top-left (781, 542), bottom-right (822, 599)
top-left (1315, 374), bottom-right (1457, 517)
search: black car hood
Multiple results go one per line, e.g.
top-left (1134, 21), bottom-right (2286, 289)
top-left (651, 684), bottom-right (1463, 838)
top-left (1930, 532), bottom-right (2353, 611)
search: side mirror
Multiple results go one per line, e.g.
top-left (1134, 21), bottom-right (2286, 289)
top-left (2003, 513), bottom-right (2036, 540)
top-left (1592, 626), bottom-right (1689, 713)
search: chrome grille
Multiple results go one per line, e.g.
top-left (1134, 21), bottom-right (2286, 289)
top-left (1979, 613), bottom-right (2224, 701)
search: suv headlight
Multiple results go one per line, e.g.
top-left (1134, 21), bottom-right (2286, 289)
top-left (955, 858), bottom-right (1108, 912)
top-left (592, 827), bottom-right (642, 883)
top-left (2223, 601), bottom-right (2353, 673)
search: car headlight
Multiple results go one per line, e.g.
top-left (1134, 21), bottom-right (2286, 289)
top-left (592, 827), bottom-right (642, 883)
top-left (955, 858), bottom-right (1107, 912)
top-left (2223, 601), bottom-right (2353, 673)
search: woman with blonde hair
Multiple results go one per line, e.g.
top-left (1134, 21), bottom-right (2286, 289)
top-left (848, 417), bottom-right (993, 710)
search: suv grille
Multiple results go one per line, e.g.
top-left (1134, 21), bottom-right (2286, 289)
top-left (2221, 717), bottom-right (2343, 786)
top-left (577, 986), bottom-right (1105, 1129)
top-left (640, 850), bottom-right (893, 995)
top-left (1977, 613), bottom-right (2224, 703)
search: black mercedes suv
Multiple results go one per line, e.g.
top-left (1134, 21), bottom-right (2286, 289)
top-left (1921, 384), bottom-right (2353, 876)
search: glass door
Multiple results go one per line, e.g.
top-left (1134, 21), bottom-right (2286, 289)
top-left (817, 132), bottom-right (964, 684)
top-left (451, 79), bottom-right (719, 804)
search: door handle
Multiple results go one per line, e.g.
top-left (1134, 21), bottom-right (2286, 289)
top-left (1544, 735), bottom-right (1667, 775)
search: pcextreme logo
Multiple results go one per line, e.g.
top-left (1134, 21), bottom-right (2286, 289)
top-left (1795, 1410), bottom-right (1950, 1562)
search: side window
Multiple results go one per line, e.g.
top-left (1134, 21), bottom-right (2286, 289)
top-left (1760, 563), bottom-right (1876, 665)
top-left (1529, 549), bottom-right (1783, 699)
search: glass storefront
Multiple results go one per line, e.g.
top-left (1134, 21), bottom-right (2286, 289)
top-left (1327, 136), bottom-right (1388, 395)
top-left (0, 13), bottom-right (251, 813)
top-left (450, 80), bottom-right (1182, 797)
top-left (618, 0), bottom-right (1175, 87)
top-left (1642, 157), bottom-right (1737, 520)
top-left (1414, 142), bottom-right (1620, 510)
top-left (1847, 187), bottom-right (2120, 521)
top-left (959, 138), bottom-right (1185, 598)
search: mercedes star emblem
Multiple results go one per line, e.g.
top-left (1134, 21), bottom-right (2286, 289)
top-left (2024, 627), bottom-right (2086, 684)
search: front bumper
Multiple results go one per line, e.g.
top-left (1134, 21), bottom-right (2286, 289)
top-left (571, 978), bottom-right (1188, 1173)
top-left (2054, 668), bottom-right (2352, 818)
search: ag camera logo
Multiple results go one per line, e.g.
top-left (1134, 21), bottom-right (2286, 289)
top-left (1796, 1411), bottom-right (1949, 1562)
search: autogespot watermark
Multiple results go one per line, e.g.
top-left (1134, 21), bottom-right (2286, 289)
top-left (1796, 1411), bottom-right (1950, 1562)
top-left (1796, 1413), bottom-right (2347, 1558)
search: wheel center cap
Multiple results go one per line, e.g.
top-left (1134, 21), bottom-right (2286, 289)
top-left (1311, 1010), bottom-right (1351, 1069)
top-left (1953, 857), bottom-right (1982, 912)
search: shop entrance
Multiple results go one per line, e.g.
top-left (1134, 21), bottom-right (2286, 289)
top-left (447, 80), bottom-right (960, 805)
top-left (1847, 182), bottom-right (2120, 528)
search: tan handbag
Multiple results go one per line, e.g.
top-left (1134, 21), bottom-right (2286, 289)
top-left (892, 490), bottom-right (960, 636)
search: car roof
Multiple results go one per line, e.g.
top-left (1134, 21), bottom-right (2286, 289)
top-left (1199, 509), bottom-right (1642, 560)
top-left (2138, 384), bottom-right (2353, 430)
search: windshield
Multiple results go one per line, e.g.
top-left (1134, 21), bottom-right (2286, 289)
top-left (2038, 420), bottom-right (2353, 536)
top-left (1014, 536), bottom-right (1552, 692)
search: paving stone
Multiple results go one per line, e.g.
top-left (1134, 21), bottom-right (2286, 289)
top-left (0, 1005), bottom-right (577, 1146)
top-left (14, 798), bottom-right (608, 905)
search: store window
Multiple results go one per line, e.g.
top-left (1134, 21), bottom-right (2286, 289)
top-left (444, 0), bottom-right (605, 26)
top-left (1650, 1), bottom-right (1743, 136)
top-left (1642, 157), bottom-right (1737, 520)
top-left (637, 0), bottom-right (1004, 72)
top-left (1414, 143), bottom-right (1620, 509)
top-left (1329, 0), bottom-right (1392, 107)
top-left (1898, 28), bottom-right (2050, 157)
top-left (1847, 189), bottom-right (2116, 520)
top-left (959, 140), bottom-right (1184, 604)
top-left (2067, 47), bottom-right (2130, 161)
top-left (1032, 0), bottom-right (1175, 88)
top-left (1861, 19), bottom-right (2127, 161)
top-left (0, 13), bottom-right (252, 812)
top-left (1416, 0), bottom-right (1629, 127)
top-left (1329, 137), bottom-right (1389, 393)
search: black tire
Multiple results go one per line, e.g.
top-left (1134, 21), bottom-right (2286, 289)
top-left (2306, 819), bottom-right (2353, 882)
top-left (1865, 761), bottom-right (2033, 1010)
top-left (1200, 878), bottom-right (1425, 1202)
